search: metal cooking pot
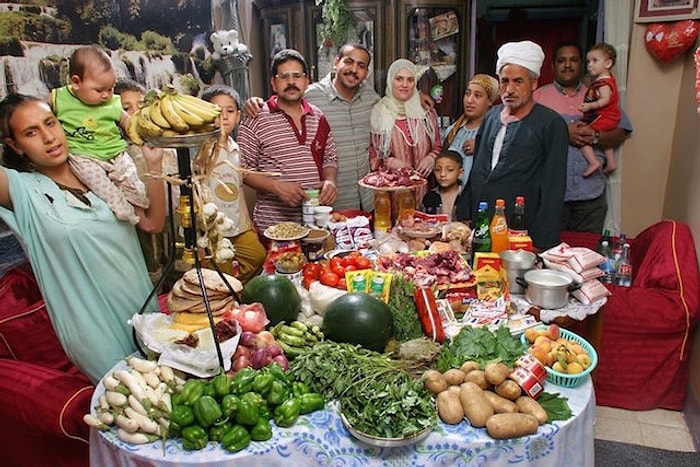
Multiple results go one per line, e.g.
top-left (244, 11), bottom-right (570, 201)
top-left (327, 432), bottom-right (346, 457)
top-left (515, 269), bottom-right (581, 309)
top-left (500, 249), bottom-right (539, 294)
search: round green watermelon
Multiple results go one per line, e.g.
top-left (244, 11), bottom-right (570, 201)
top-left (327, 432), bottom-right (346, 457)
top-left (241, 275), bottom-right (300, 326)
top-left (323, 293), bottom-right (393, 352)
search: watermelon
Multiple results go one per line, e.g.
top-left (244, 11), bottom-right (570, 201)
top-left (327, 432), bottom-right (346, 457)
top-left (323, 293), bottom-right (393, 352)
top-left (241, 275), bottom-right (300, 326)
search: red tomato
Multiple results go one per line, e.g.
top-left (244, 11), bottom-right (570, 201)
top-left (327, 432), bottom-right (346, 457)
top-left (303, 263), bottom-right (320, 279)
top-left (331, 264), bottom-right (346, 277)
top-left (344, 264), bottom-right (357, 273)
top-left (303, 276), bottom-right (315, 289)
top-left (330, 257), bottom-right (343, 270)
top-left (320, 271), bottom-right (339, 287)
top-left (336, 277), bottom-right (347, 290)
top-left (355, 257), bottom-right (371, 270)
top-left (340, 256), bottom-right (354, 267)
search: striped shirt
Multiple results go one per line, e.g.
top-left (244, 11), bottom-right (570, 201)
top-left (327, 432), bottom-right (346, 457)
top-left (238, 96), bottom-right (338, 232)
top-left (305, 73), bottom-right (379, 211)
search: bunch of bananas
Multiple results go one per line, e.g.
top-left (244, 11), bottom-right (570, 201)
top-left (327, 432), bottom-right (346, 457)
top-left (270, 320), bottom-right (324, 360)
top-left (126, 85), bottom-right (222, 145)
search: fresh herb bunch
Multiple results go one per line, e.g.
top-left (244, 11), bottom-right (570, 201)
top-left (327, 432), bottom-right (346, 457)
top-left (289, 341), bottom-right (436, 438)
top-left (388, 274), bottom-right (424, 342)
top-left (537, 392), bottom-right (573, 423)
top-left (437, 325), bottom-right (527, 371)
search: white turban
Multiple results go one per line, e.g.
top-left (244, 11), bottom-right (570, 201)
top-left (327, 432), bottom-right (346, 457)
top-left (496, 40), bottom-right (545, 77)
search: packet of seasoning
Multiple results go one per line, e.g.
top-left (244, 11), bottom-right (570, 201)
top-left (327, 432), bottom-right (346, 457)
top-left (328, 220), bottom-right (355, 250)
top-left (346, 216), bottom-right (373, 249)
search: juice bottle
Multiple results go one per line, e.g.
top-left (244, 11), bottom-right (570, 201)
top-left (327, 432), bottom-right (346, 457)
top-left (374, 190), bottom-right (391, 235)
top-left (490, 198), bottom-right (509, 253)
top-left (395, 188), bottom-right (415, 227)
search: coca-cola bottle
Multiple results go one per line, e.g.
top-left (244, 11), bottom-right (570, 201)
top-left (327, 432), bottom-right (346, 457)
top-left (508, 196), bottom-right (528, 237)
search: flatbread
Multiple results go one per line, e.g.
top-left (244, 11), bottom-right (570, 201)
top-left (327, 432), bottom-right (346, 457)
top-left (188, 296), bottom-right (235, 314)
top-left (171, 280), bottom-right (205, 300)
top-left (182, 268), bottom-right (243, 294)
top-left (166, 294), bottom-right (202, 312)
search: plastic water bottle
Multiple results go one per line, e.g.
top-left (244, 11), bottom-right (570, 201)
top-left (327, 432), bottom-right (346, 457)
top-left (490, 198), bottom-right (509, 253)
top-left (374, 191), bottom-right (391, 235)
top-left (615, 243), bottom-right (633, 287)
top-left (598, 240), bottom-right (615, 284)
top-left (471, 201), bottom-right (491, 254)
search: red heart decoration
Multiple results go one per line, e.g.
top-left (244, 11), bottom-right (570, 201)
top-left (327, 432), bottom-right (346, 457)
top-left (645, 20), bottom-right (699, 64)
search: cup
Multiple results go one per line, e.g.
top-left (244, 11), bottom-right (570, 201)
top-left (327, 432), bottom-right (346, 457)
top-left (314, 213), bottom-right (331, 228)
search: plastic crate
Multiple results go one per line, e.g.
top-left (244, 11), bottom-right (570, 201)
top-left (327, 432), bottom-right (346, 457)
top-left (520, 325), bottom-right (598, 388)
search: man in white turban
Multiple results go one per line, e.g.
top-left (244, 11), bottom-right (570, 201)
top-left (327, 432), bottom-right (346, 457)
top-left (456, 40), bottom-right (570, 251)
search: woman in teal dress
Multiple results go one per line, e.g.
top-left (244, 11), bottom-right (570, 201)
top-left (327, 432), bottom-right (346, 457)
top-left (0, 94), bottom-right (166, 383)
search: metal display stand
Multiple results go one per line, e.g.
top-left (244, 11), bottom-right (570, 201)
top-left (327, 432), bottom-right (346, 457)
top-left (132, 132), bottom-right (238, 370)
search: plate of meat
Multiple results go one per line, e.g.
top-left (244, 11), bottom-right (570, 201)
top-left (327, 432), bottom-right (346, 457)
top-left (358, 167), bottom-right (427, 191)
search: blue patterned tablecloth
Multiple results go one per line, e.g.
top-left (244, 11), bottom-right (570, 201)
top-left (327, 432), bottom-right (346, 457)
top-left (90, 370), bottom-right (594, 467)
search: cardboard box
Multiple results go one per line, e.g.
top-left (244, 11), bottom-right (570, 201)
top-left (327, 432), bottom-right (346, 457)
top-left (473, 252), bottom-right (501, 271)
top-left (509, 236), bottom-right (533, 251)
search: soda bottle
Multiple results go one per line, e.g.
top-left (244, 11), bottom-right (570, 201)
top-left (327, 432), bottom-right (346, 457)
top-left (615, 243), bottom-right (633, 287)
top-left (508, 196), bottom-right (528, 237)
top-left (471, 201), bottom-right (491, 255)
top-left (490, 198), bottom-right (509, 254)
top-left (395, 188), bottom-right (415, 227)
top-left (597, 229), bottom-right (611, 253)
top-left (598, 240), bottom-right (615, 284)
top-left (374, 191), bottom-right (391, 235)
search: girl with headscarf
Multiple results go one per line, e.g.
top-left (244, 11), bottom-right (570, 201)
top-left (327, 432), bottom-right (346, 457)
top-left (443, 73), bottom-right (499, 186)
top-left (369, 59), bottom-right (441, 203)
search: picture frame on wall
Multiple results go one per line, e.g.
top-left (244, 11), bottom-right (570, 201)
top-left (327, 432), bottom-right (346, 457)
top-left (634, 0), bottom-right (700, 23)
top-left (270, 23), bottom-right (287, 61)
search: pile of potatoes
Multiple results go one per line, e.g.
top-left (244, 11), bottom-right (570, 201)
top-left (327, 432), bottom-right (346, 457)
top-left (423, 361), bottom-right (548, 440)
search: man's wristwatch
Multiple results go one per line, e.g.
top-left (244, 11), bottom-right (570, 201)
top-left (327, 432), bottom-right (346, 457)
top-left (592, 131), bottom-right (600, 145)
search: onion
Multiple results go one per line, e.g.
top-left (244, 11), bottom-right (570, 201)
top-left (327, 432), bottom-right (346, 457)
top-left (250, 348), bottom-right (272, 370)
top-left (239, 331), bottom-right (258, 348)
top-left (272, 354), bottom-right (289, 371)
top-left (233, 345), bottom-right (252, 360)
top-left (233, 355), bottom-right (252, 371)
top-left (255, 331), bottom-right (276, 348)
top-left (266, 343), bottom-right (283, 358)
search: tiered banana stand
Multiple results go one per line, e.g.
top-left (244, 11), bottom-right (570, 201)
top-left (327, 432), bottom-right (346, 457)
top-left (132, 130), bottom-right (238, 370)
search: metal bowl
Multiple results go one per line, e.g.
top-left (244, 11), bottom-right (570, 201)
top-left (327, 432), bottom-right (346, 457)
top-left (340, 413), bottom-right (432, 448)
top-left (146, 129), bottom-right (221, 148)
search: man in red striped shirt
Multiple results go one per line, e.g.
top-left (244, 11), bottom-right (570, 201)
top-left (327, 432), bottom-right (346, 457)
top-left (239, 49), bottom-right (338, 233)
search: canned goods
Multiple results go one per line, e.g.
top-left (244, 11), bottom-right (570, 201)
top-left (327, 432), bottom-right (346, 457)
top-left (515, 354), bottom-right (547, 384)
top-left (352, 274), bottom-right (368, 293)
top-left (509, 366), bottom-right (544, 399)
top-left (369, 275), bottom-right (385, 296)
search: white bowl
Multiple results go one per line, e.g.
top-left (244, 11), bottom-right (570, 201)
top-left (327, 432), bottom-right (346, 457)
top-left (314, 205), bottom-right (333, 215)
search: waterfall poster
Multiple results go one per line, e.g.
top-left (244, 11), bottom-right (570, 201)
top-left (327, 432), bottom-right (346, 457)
top-left (0, 0), bottom-right (237, 99)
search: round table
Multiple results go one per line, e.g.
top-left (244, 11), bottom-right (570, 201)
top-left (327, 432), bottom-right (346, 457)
top-left (89, 374), bottom-right (595, 466)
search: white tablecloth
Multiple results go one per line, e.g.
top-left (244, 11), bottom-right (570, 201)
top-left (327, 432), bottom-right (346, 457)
top-left (89, 377), bottom-right (595, 466)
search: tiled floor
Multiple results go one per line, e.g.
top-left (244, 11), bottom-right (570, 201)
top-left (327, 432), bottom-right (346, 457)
top-left (595, 405), bottom-right (697, 452)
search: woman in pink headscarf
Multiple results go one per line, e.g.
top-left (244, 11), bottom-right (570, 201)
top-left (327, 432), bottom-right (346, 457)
top-left (369, 58), bottom-right (442, 202)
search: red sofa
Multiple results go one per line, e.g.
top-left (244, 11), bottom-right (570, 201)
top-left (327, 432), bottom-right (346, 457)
top-left (561, 219), bottom-right (700, 410)
top-left (0, 265), bottom-right (92, 467)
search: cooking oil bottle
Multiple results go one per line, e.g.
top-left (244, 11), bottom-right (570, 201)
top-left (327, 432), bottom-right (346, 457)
top-left (374, 190), bottom-right (391, 236)
top-left (395, 188), bottom-right (415, 227)
top-left (490, 198), bottom-right (509, 253)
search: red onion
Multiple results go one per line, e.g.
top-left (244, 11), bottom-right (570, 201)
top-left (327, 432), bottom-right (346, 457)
top-left (255, 331), bottom-right (276, 348)
top-left (233, 355), bottom-right (252, 371)
top-left (239, 331), bottom-right (258, 348)
top-left (232, 344), bottom-right (252, 360)
top-left (250, 348), bottom-right (272, 370)
top-left (266, 343), bottom-right (283, 358)
top-left (272, 354), bottom-right (289, 371)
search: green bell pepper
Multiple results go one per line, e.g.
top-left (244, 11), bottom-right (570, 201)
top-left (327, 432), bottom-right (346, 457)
top-left (241, 391), bottom-right (264, 407)
top-left (203, 382), bottom-right (216, 398)
top-left (235, 399), bottom-right (260, 426)
top-left (298, 392), bottom-right (325, 414)
top-left (180, 379), bottom-right (207, 406)
top-left (274, 398), bottom-right (300, 427)
top-left (267, 362), bottom-right (290, 385)
top-left (250, 418), bottom-right (273, 441)
top-left (258, 403), bottom-right (272, 421)
top-left (266, 380), bottom-right (289, 407)
top-left (208, 420), bottom-right (232, 443)
top-left (292, 381), bottom-right (311, 397)
top-left (170, 404), bottom-right (196, 428)
top-left (171, 392), bottom-right (183, 407)
top-left (212, 371), bottom-right (231, 399)
top-left (181, 425), bottom-right (209, 450)
top-left (252, 373), bottom-right (274, 396)
top-left (221, 394), bottom-right (240, 420)
top-left (220, 425), bottom-right (251, 453)
top-left (193, 395), bottom-right (223, 428)
top-left (168, 420), bottom-right (182, 438)
top-left (230, 367), bottom-right (256, 394)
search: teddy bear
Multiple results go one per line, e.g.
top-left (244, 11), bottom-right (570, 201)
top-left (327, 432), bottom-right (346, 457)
top-left (210, 29), bottom-right (248, 60)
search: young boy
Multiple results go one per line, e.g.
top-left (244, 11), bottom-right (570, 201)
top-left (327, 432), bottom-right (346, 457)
top-left (420, 150), bottom-right (464, 220)
top-left (578, 42), bottom-right (621, 176)
top-left (198, 85), bottom-right (265, 284)
top-left (51, 45), bottom-right (148, 224)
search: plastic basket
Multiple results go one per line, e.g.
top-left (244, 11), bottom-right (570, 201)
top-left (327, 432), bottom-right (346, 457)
top-left (520, 325), bottom-right (598, 388)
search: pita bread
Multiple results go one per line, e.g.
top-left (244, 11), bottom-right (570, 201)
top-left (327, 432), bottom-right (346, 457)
top-left (182, 268), bottom-right (243, 294)
top-left (188, 296), bottom-right (235, 314)
top-left (166, 294), bottom-right (202, 312)
top-left (171, 280), bottom-right (205, 300)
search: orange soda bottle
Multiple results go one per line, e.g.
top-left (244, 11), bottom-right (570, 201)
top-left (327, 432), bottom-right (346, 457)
top-left (490, 198), bottom-right (509, 253)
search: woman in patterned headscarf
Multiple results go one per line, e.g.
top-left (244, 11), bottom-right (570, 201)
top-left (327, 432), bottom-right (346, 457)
top-left (443, 73), bottom-right (499, 186)
top-left (369, 59), bottom-right (442, 203)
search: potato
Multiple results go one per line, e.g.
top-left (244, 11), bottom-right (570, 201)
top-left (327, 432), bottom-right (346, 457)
top-left (460, 361), bottom-right (480, 375)
top-left (423, 370), bottom-right (447, 395)
top-left (447, 385), bottom-right (462, 396)
top-left (463, 369), bottom-right (490, 389)
top-left (482, 390), bottom-right (518, 413)
top-left (443, 368), bottom-right (466, 386)
top-left (515, 396), bottom-right (548, 425)
top-left (437, 390), bottom-right (464, 425)
top-left (486, 413), bottom-right (539, 439)
top-left (495, 380), bottom-right (522, 401)
top-left (459, 382), bottom-right (494, 428)
top-left (484, 362), bottom-right (511, 386)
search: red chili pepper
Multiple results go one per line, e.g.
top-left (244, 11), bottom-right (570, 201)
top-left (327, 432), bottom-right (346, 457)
top-left (413, 287), bottom-right (445, 343)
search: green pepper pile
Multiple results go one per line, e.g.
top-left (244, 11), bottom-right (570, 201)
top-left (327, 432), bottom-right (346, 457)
top-left (168, 362), bottom-right (325, 452)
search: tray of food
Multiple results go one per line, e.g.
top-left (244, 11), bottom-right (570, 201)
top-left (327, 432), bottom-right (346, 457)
top-left (358, 167), bottom-right (427, 191)
top-left (340, 413), bottom-right (432, 448)
top-left (263, 222), bottom-right (310, 242)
